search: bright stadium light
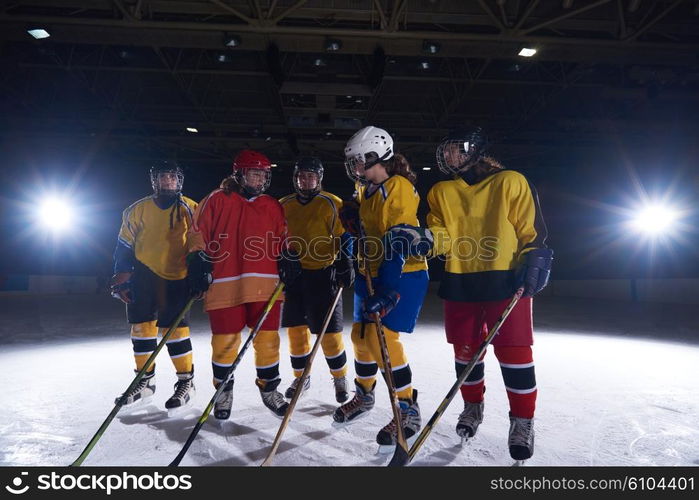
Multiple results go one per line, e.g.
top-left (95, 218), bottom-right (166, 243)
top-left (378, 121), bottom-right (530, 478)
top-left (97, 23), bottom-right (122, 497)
top-left (37, 197), bottom-right (73, 232)
top-left (629, 203), bottom-right (680, 236)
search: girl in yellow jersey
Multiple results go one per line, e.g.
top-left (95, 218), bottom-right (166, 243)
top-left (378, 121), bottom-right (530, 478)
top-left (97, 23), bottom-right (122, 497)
top-left (427, 127), bottom-right (553, 462)
top-left (110, 161), bottom-right (198, 412)
top-left (279, 157), bottom-right (353, 404)
top-left (333, 126), bottom-right (430, 450)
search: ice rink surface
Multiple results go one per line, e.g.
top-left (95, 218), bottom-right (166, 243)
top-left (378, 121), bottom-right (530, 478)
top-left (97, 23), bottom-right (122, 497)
top-left (1, 287), bottom-right (698, 467)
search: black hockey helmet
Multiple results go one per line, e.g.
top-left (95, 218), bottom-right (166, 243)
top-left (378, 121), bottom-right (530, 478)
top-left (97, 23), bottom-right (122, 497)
top-left (149, 160), bottom-right (184, 195)
top-left (436, 127), bottom-right (488, 175)
top-left (293, 156), bottom-right (324, 198)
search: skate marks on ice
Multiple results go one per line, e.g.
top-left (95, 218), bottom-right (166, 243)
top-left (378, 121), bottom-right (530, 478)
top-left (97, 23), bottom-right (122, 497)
top-left (0, 420), bottom-right (75, 466)
top-left (408, 425), bottom-right (506, 467)
top-left (183, 399), bottom-right (338, 466)
top-left (585, 393), bottom-right (699, 466)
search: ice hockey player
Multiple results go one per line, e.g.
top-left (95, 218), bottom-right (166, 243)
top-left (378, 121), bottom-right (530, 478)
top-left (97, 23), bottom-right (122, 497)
top-left (278, 156), bottom-right (354, 403)
top-left (426, 127), bottom-right (553, 462)
top-left (110, 161), bottom-right (198, 412)
top-left (187, 149), bottom-right (301, 420)
top-left (334, 126), bottom-right (430, 450)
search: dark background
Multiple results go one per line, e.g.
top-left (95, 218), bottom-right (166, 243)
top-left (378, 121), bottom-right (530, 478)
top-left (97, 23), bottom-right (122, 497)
top-left (1, 0), bottom-right (697, 280)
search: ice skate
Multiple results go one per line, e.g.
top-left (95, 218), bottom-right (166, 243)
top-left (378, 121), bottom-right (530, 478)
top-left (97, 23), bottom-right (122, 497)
top-left (257, 379), bottom-right (289, 418)
top-left (376, 390), bottom-right (421, 454)
top-left (284, 376), bottom-right (310, 399)
top-left (332, 381), bottom-right (375, 425)
top-left (456, 401), bottom-right (484, 445)
top-left (213, 380), bottom-right (234, 421)
top-left (116, 370), bottom-right (155, 413)
top-left (165, 370), bottom-right (195, 417)
top-left (332, 376), bottom-right (349, 403)
top-left (508, 413), bottom-right (534, 462)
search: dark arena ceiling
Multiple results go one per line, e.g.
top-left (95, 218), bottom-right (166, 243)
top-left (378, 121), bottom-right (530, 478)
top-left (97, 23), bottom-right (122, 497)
top-left (0, 1), bottom-right (698, 203)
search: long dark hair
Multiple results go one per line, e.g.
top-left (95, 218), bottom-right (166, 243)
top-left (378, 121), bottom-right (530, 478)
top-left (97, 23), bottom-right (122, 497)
top-left (220, 175), bottom-right (238, 195)
top-left (383, 153), bottom-right (417, 185)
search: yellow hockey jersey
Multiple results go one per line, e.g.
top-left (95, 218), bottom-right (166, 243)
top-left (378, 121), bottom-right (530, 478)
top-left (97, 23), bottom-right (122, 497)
top-left (117, 195), bottom-right (197, 280)
top-left (279, 191), bottom-right (345, 270)
top-left (358, 175), bottom-right (428, 278)
top-left (426, 169), bottom-right (547, 301)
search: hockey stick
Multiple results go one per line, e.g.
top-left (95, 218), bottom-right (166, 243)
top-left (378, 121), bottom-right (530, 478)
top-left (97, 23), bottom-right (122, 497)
top-left (357, 223), bottom-right (410, 465)
top-left (70, 296), bottom-right (196, 467)
top-left (260, 285), bottom-right (344, 466)
top-left (169, 282), bottom-right (284, 466)
top-left (389, 286), bottom-right (525, 467)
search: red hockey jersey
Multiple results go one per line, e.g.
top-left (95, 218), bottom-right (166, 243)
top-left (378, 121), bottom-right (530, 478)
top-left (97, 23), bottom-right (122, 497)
top-left (188, 189), bottom-right (286, 311)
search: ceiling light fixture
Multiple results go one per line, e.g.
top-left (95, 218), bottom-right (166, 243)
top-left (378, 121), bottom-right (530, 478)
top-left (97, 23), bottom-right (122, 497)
top-left (518, 47), bottom-right (537, 57)
top-left (325, 38), bottom-right (342, 52)
top-left (27, 28), bottom-right (50, 39)
top-left (422, 40), bottom-right (441, 54)
top-left (224, 34), bottom-right (241, 47)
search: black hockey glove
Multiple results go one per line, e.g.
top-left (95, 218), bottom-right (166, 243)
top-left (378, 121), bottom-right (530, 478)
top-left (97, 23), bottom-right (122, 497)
top-left (339, 199), bottom-right (361, 237)
top-left (332, 256), bottom-right (355, 289)
top-left (186, 252), bottom-right (213, 299)
top-left (278, 247), bottom-right (302, 287)
top-left (109, 272), bottom-right (134, 304)
top-left (364, 288), bottom-right (400, 320)
top-left (516, 248), bottom-right (553, 297)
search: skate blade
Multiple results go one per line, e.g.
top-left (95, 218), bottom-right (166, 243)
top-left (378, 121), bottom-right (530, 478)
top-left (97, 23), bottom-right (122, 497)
top-left (330, 411), bottom-right (369, 429)
top-left (167, 402), bottom-right (195, 418)
top-left (210, 416), bottom-right (230, 428)
top-left (512, 460), bottom-right (527, 467)
top-left (285, 389), bottom-right (309, 401)
top-left (117, 396), bottom-right (155, 415)
top-left (377, 434), bottom-right (418, 455)
top-left (459, 435), bottom-right (474, 447)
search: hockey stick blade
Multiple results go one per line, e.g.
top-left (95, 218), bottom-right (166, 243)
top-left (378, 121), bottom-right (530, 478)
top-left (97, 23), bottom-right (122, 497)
top-left (387, 443), bottom-right (410, 467)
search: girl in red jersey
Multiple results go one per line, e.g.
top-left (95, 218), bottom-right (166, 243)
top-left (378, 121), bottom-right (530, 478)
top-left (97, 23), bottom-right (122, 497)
top-left (187, 150), bottom-right (300, 419)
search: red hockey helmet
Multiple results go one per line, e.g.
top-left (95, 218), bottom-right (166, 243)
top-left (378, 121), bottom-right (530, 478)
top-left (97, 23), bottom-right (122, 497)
top-left (233, 149), bottom-right (272, 171)
top-left (232, 149), bottom-right (272, 195)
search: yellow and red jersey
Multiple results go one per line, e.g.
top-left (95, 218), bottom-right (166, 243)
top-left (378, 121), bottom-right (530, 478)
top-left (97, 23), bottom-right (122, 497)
top-left (279, 191), bottom-right (345, 270)
top-left (117, 195), bottom-right (197, 280)
top-left (426, 169), bottom-right (548, 301)
top-left (188, 190), bottom-right (286, 311)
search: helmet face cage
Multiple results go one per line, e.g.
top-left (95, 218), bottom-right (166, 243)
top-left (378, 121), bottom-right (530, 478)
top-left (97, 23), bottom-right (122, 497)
top-left (293, 166), bottom-right (323, 197)
top-left (436, 139), bottom-right (482, 175)
top-left (150, 165), bottom-right (184, 195)
top-left (344, 154), bottom-right (365, 183)
top-left (234, 167), bottom-right (271, 196)
top-left (344, 150), bottom-right (387, 183)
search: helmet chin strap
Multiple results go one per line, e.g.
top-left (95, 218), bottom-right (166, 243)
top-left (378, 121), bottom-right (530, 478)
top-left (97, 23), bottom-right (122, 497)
top-left (241, 185), bottom-right (261, 198)
top-left (363, 150), bottom-right (393, 171)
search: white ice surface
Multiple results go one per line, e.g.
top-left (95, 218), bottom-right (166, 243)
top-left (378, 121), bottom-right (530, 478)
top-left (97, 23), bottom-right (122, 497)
top-left (1, 291), bottom-right (698, 467)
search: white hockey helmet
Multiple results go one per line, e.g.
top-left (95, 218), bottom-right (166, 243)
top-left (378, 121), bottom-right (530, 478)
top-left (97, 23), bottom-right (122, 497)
top-left (344, 125), bottom-right (394, 183)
